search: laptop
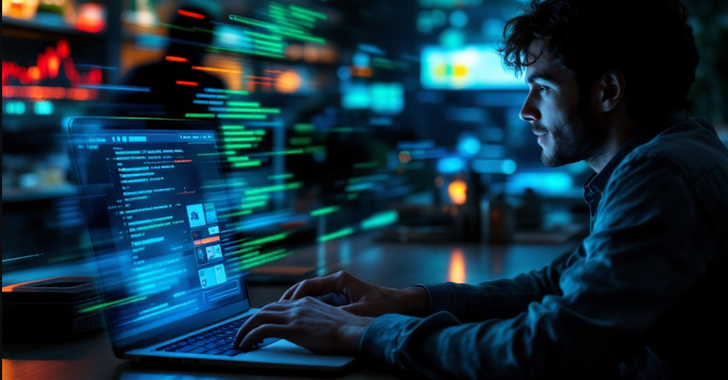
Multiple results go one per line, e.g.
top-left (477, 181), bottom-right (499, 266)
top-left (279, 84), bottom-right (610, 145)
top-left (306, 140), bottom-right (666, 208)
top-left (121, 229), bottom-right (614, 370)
top-left (68, 117), bottom-right (357, 372)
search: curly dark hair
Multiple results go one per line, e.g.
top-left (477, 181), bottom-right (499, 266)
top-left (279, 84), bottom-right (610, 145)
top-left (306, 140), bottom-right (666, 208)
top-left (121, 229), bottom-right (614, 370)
top-left (498, 0), bottom-right (699, 120)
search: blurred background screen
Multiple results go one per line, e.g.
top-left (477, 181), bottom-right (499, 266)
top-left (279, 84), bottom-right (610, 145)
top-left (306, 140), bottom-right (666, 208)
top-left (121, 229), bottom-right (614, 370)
top-left (3, 0), bottom-right (728, 284)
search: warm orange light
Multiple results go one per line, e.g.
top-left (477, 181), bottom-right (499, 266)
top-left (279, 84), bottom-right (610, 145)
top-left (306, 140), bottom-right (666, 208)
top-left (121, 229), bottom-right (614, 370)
top-left (448, 179), bottom-right (467, 205)
top-left (166, 56), bottom-right (189, 63)
top-left (398, 151), bottom-right (411, 163)
top-left (2, 85), bottom-right (98, 101)
top-left (67, 88), bottom-right (92, 101)
top-left (76, 3), bottom-right (106, 33)
top-left (31, 85), bottom-right (43, 99)
top-left (303, 45), bottom-right (319, 63)
top-left (286, 44), bottom-right (303, 60)
top-left (202, 55), bottom-right (243, 91)
top-left (193, 236), bottom-right (221, 245)
top-left (192, 66), bottom-right (241, 74)
top-left (275, 71), bottom-right (301, 93)
top-left (27, 66), bottom-right (40, 81)
top-left (319, 46), bottom-right (338, 64)
top-left (47, 55), bottom-right (59, 77)
top-left (4, 0), bottom-right (39, 19)
top-left (448, 249), bottom-right (466, 284)
top-left (349, 66), bottom-right (372, 77)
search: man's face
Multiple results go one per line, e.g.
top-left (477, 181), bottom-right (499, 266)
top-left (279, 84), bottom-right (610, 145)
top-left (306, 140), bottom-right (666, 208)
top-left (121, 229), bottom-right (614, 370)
top-left (520, 41), bottom-right (606, 167)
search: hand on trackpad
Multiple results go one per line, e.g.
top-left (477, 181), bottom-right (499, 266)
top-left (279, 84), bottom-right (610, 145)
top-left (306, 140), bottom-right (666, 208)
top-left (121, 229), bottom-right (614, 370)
top-left (251, 337), bottom-right (281, 350)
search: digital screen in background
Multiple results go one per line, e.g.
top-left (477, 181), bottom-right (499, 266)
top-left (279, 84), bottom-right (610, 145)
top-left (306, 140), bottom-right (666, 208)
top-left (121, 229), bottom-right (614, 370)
top-left (420, 44), bottom-right (527, 91)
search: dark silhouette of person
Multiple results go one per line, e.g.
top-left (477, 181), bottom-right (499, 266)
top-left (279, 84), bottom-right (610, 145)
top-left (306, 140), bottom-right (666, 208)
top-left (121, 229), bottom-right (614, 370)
top-left (115, 5), bottom-right (226, 118)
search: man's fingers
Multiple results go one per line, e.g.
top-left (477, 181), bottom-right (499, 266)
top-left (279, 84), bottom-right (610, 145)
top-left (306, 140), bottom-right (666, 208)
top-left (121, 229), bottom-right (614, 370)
top-left (260, 301), bottom-right (290, 311)
top-left (340, 303), bottom-right (371, 316)
top-left (317, 292), bottom-right (348, 306)
top-left (279, 282), bottom-right (301, 301)
top-left (239, 325), bottom-right (288, 351)
top-left (280, 271), bottom-right (353, 302)
top-left (290, 273), bottom-right (346, 301)
top-left (234, 310), bottom-right (288, 347)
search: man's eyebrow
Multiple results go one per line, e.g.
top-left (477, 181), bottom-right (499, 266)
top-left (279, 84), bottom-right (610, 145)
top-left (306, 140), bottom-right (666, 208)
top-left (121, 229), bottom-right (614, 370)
top-left (526, 73), bottom-right (557, 85)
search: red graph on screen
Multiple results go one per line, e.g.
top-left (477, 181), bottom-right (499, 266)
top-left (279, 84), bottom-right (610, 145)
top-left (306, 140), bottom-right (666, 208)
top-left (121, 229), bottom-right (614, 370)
top-left (2, 40), bottom-right (102, 87)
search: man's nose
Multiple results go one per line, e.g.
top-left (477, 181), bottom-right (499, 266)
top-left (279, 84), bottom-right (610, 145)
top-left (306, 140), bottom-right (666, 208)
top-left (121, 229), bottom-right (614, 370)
top-left (519, 96), bottom-right (540, 122)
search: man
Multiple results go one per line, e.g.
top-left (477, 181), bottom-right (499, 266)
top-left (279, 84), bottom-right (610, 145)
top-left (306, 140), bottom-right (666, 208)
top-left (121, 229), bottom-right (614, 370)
top-left (115, 4), bottom-right (226, 118)
top-left (234, 0), bottom-right (728, 378)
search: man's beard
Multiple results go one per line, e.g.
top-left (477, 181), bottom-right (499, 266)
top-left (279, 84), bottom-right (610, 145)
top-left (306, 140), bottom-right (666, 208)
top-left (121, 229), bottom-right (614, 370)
top-left (540, 101), bottom-right (604, 168)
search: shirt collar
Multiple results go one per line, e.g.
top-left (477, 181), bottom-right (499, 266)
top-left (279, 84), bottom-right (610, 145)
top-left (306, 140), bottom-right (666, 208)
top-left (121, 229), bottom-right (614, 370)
top-left (582, 112), bottom-right (689, 197)
top-left (583, 132), bottom-right (643, 198)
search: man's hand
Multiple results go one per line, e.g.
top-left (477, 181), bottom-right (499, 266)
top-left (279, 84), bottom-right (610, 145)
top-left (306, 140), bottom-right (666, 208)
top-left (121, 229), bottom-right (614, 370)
top-left (234, 296), bottom-right (374, 354)
top-left (280, 271), bottom-right (430, 317)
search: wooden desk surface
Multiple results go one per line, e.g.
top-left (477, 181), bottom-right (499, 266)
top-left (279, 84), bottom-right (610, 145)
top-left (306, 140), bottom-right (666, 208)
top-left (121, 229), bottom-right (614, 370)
top-left (2, 233), bottom-right (579, 380)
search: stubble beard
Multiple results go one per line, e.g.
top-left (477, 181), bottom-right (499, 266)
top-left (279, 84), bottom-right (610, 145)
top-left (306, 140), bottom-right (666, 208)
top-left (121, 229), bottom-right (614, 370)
top-left (540, 101), bottom-right (604, 168)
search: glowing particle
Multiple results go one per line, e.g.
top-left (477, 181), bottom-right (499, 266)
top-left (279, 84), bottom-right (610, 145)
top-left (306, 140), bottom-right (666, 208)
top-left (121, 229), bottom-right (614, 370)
top-left (398, 150), bottom-right (411, 163)
top-left (448, 179), bottom-right (467, 205)
top-left (275, 71), bottom-right (302, 93)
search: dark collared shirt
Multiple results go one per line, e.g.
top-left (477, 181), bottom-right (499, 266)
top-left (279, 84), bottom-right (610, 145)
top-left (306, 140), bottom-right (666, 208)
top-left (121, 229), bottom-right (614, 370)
top-left (360, 116), bottom-right (728, 379)
top-left (582, 116), bottom-right (676, 232)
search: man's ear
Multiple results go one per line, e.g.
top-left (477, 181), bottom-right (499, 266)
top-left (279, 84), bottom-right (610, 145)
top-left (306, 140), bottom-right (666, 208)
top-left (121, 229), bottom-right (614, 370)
top-left (597, 70), bottom-right (626, 112)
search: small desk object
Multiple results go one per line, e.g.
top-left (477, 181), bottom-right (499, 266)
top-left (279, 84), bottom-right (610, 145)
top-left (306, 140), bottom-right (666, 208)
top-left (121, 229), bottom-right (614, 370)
top-left (2, 275), bottom-right (103, 341)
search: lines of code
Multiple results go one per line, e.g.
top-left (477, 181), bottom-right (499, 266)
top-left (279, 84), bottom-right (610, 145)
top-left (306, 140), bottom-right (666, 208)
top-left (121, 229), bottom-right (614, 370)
top-left (74, 129), bottom-right (248, 335)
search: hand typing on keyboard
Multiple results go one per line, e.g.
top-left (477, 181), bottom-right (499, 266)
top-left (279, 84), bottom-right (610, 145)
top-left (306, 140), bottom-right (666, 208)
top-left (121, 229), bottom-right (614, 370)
top-left (157, 316), bottom-right (278, 356)
top-left (233, 295), bottom-right (374, 354)
top-left (280, 270), bottom-right (429, 317)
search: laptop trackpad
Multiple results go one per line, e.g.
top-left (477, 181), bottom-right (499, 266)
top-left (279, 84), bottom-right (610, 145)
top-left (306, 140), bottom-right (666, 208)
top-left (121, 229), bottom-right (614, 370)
top-left (245, 339), bottom-right (356, 367)
top-left (253, 337), bottom-right (282, 349)
top-left (257, 339), bottom-right (314, 355)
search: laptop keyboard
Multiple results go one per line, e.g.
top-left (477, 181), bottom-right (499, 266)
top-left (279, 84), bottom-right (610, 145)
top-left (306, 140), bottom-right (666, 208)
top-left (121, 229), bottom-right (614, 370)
top-left (156, 315), bottom-right (266, 356)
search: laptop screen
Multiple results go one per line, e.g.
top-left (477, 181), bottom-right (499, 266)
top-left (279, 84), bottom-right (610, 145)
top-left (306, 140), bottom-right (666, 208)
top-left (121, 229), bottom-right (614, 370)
top-left (70, 118), bottom-right (250, 342)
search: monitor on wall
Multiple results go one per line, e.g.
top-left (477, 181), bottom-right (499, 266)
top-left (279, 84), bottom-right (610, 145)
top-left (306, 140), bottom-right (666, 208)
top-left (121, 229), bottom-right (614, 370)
top-left (420, 44), bottom-right (527, 91)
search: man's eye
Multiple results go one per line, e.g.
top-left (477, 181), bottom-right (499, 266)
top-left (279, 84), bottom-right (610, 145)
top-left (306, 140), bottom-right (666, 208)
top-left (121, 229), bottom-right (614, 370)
top-left (538, 86), bottom-right (548, 92)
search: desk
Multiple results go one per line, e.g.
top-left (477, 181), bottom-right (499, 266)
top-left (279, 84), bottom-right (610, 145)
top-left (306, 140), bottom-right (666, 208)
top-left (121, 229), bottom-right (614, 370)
top-left (2, 233), bottom-right (579, 380)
